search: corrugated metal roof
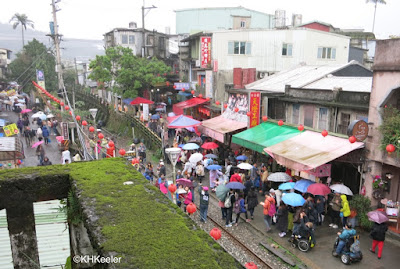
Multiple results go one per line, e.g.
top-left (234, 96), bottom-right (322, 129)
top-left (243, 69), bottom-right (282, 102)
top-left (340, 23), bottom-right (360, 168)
top-left (0, 200), bottom-right (69, 269)
top-left (303, 76), bottom-right (372, 92)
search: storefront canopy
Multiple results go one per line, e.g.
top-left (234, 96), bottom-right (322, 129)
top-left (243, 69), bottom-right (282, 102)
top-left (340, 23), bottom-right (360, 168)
top-left (168, 115), bottom-right (201, 129)
top-left (130, 97), bottom-right (154, 105)
top-left (173, 97), bottom-right (208, 115)
top-left (232, 122), bottom-right (301, 154)
top-left (264, 130), bottom-right (364, 171)
top-left (198, 115), bottom-right (247, 143)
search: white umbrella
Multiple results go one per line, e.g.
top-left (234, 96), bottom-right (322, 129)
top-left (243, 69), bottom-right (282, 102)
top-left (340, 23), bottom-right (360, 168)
top-left (189, 153), bottom-right (203, 164)
top-left (15, 103), bottom-right (24, 107)
top-left (330, 184), bottom-right (353, 196)
top-left (46, 114), bottom-right (55, 118)
top-left (31, 111), bottom-right (45, 118)
top-left (17, 99), bottom-right (26, 103)
top-left (268, 172), bottom-right (292, 182)
top-left (237, 162), bottom-right (253, 170)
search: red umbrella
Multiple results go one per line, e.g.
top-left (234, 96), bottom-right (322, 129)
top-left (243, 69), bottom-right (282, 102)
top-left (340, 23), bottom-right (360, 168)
top-left (201, 142), bottom-right (219, 149)
top-left (130, 97), bottom-right (154, 105)
top-left (306, 183), bottom-right (331, 196)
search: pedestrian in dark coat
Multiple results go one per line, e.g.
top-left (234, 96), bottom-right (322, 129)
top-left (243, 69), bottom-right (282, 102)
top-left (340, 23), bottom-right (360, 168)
top-left (42, 126), bottom-right (50, 145)
top-left (370, 222), bottom-right (388, 259)
top-left (246, 187), bottom-right (258, 220)
top-left (276, 203), bottom-right (289, 237)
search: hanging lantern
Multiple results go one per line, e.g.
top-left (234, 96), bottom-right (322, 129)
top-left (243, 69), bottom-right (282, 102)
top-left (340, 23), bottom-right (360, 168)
top-left (108, 141), bottom-right (115, 147)
top-left (166, 81), bottom-right (170, 86)
top-left (168, 184), bottom-right (177, 193)
top-left (224, 104), bottom-right (228, 109)
top-left (81, 120), bottom-right (88, 126)
top-left (246, 111), bottom-right (251, 117)
top-left (198, 94), bottom-right (203, 98)
top-left (245, 262), bottom-right (258, 269)
top-left (181, 88), bottom-right (185, 92)
top-left (209, 228), bottom-right (222, 240)
top-left (278, 120), bottom-right (284, 126)
top-left (76, 115), bottom-right (81, 121)
top-left (119, 148), bottom-right (126, 156)
top-left (89, 126), bottom-right (95, 132)
top-left (262, 116), bottom-right (268, 122)
top-left (215, 101), bottom-right (220, 105)
top-left (186, 203), bottom-right (197, 214)
top-left (131, 158), bottom-right (139, 165)
top-left (60, 102), bottom-right (64, 106)
top-left (191, 90), bottom-right (195, 95)
top-left (64, 106), bottom-right (69, 110)
top-left (298, 125), bottom-right (304, 132)
top-left (349, 136), bottom-right (356, 143)
top-left (206, 97), bottom-right (210, 101)
top-left (173, 85), bottom-right (177, 89)
top-left (69, 111), bottom-right (72, 115)
top-left (321, 130), bottom-right (328, 137)
top-left (386, 144), bottom-right (395, 154)
top-left (98, 133), bottom-right (104, 139)
top-left (234, 107), bottom-right (239, 112)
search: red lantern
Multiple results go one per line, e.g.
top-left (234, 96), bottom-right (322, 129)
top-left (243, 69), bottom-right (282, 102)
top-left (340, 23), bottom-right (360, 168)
top-left (191, 90), bottom-right (195, 95)
top-left (198, 94), bottom-right (203, 98)
top-left (131, 158), bottom-right (139, 165)
top-left (262, 116), bottom-right (268, 122)
top-left (89, 126), bottom-right (95, 132)
top-left (209, 228), bottom-right (222, 240)
top-left (246, 111), bottom-right (251, 117)
top-left (119, 148), bottom-right (126, 156)
top-left (56, 100), bottom-right (60, 103)
top-left (173, 85), bottom-right (177, 89)
top-left (234, 107), bottom-right (239, 112)
top-left (224, 104), bottom-right (228, 109)
top-left (181, 88), bottom-right (185, 92)
top-left (298, 125), bottom-right (304, 132)
top-left (108, 141), bottom-right (115, 147)
top-left (321, 130), bottom-right (328, 137)
top-left (69, 111), bottom-right (72, 115)
top-left (60, 102), bottom-right (64, 106)
top-left (64, 106), bottom-right (69, 110)
top-left (215, 101), bottom-right (220, 105)
top-left (17, 159), bottom-right (22, 165)
top-left (186, 203), bottom-right (197, 214)
top-left (166, 81), bottom-right (170, 86)
top-left (386, 144), bottom-right (395, 154)
top-left (278, 120), bottom-right (284, 126)
top-left (76, 115), bottom-right (81, 121)
top-left (98, 133), bottom-right (104, 139)
top-left (82, 120), bottom-right (88, 126)
top-left (168, 184), bottom-right (177, 193)
top-left (206, 97), bottom-right (210, 101)
top-left (349, 136), bottom-right (356, 143)
top-left (245, 262), bottom-right (258, 269)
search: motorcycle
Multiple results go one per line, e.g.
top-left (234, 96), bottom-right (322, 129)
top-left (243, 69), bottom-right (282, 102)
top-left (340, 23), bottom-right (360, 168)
top-left (332, 235), bottom-right (363, 265)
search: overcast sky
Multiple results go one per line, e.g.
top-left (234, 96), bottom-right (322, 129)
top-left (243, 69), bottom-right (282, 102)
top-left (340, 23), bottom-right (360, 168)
top-left (2, 0), bottom-right (399, 40)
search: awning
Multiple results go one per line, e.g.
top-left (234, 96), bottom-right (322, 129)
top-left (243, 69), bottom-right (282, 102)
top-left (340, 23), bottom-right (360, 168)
top-left (130, 97), bottom-right (154, 105)
top-left (198, 115), bottom-right (247, 143)
top-left (264, 130), bottom-right (364, 171)
top-left (173, 97), bottom-right (208, 115)
top-left (232, 122), bottom-right (301, 154)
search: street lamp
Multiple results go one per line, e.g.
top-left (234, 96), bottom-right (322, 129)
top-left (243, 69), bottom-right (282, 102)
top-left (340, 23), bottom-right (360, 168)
top-left (142, 1), bottom-right (157, 57)
top-left (165, 147), bottom-right (181, 185)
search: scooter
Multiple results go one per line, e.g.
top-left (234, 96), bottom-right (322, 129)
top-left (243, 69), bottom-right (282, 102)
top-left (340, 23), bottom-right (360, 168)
top-left (332, 235), bottom-right (363, 265)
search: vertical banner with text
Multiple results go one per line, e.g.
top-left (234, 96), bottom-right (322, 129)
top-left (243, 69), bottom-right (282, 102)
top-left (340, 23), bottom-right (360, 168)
top-left (200, 36), bottom-right (211, 68)
top-left (36, 69), bottom-right (46, 89)
top-left (205, 70), bottom-right (213, 98)
top-left (249, 92), bottom-right (261, 128)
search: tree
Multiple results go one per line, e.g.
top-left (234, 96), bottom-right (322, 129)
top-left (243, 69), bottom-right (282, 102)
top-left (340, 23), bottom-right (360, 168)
top-left (366, 0), bottom-right (387, 33)
top-left (9, 13), bottom-right (34, 48)
top-left (8, 39), bottom-right (57, 93)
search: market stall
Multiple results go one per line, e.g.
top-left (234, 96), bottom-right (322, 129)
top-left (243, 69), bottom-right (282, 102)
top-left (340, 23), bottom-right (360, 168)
top-left (0, 137), bottom-right (25, 169)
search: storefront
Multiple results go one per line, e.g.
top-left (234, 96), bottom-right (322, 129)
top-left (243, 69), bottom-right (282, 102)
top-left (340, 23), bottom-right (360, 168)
top-left (172, 97), bottom-right (209, 116)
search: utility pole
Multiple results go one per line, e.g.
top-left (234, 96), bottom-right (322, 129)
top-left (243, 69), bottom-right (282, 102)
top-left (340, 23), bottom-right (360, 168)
top-left (51, 0), bottom-right (65, 96)
top-left (141, 0), bottom-right (157, 58)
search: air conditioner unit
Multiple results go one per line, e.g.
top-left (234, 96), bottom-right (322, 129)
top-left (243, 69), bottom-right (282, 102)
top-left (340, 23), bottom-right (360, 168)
top-left (257, 71), bottom-right (268, 79)
top-left (195, 60), bottom-right (200, 67)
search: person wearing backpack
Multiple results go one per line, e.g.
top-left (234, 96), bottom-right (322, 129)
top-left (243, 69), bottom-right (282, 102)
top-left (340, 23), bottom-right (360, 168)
top-left (225, 190), bottom-right (235, 228)
top-left (260, 192), bottom-right (275, 232)
top-left (234, 193), bottom-right (249, 226)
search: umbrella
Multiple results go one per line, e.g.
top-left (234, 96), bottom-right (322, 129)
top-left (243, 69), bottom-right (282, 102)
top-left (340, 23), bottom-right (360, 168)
top-left (167, 115), bottom-right (193, 124)
top-left (46, 114), bottom-right (55, 118)
top-left (168, 112), bottom-right (176, 117)
top-left (189, 153), bottom-right (203, 163)
top-left (31, 112), bottom-right (45, 118)
top-left (56, 136), bottom-right (64, 142)
top-left (236, 155), bottom-right (248, 161)
top-left (226, 182), bottom-right (246, 190)
top-left (182, 143), bottom-right (199, 150)
top-left (176, 179), bottom-right (193, 188)
top-left (158, 102), bottom-right (167, 106)
top-left (330, 184), bottom-right (353, 196)
top-left (294, 179), bottom-right (315, 193)
top-left (216, 184), bottom-right (229, 201)
top-left (17, 99), bottom-right (26, 103)
top-left (178, 144), bottom-right (185, 148)
top-left (32, 141), bottom-right (44, 148)
top-left (38, 114), bottom-right (47, 120)
top-left (282, 193), bottom-right (306, 207)
top-left (130, 97), bottom-right (154, 105)
top-left (306, 183), bottom-right (331, 196)
top-left (201, 142), bottom-right (219, 149)
top-left (155, 108), bottom-right (164, 112)
top-left (367, 210), bottom-right (389, 224)
top-left (237, 162), bottom-right (253, 170)
top-left (206, 164), bottom-right (222, 170)
top-left (268, 172), bottom-right (292, 182)
top-left (205, 154), bottom-right (218, 159)
top-left (278, 182), bottom-right (296, 191)
top-left (150, 114), bottom-right (160, 120)
top-left (21, 109), bottom-right (32, 114)
top-left (168, 115), bottom-right (201, 129)
top-left (15, 103), bottom-right (24, 107)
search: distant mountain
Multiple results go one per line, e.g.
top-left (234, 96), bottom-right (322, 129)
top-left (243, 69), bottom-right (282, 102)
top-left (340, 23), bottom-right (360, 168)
top-left (0, 23), bottom-right (104, 60)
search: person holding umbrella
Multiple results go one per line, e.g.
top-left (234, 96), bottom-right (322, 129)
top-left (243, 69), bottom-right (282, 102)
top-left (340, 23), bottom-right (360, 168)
top-left (368, 210), bottom-right (389, 259)
top-left (260, 192), bottom-right (275, 232)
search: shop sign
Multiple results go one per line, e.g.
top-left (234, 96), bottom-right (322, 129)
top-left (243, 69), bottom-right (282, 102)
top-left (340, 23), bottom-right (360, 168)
top-left (3, 123), bottom-right (19, 137)
top-left (249, 92), bottom-right (260, 128)
top-left (201, 36), bottom-right (211, 68)
top-left (174, 82), bottom-right (190, 90)
top-left (205, 70), bottom-right (213, 98)
top-left (347, 120), bottom-right (368, 142)
top-left (61, 122), bottom-right (69, 140)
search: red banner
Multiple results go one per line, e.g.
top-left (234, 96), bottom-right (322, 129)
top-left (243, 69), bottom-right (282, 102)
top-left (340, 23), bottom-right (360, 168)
top-left (201, 36), bottom-right (211, 68)
top-left (249, 92), bottom-right (260, 128)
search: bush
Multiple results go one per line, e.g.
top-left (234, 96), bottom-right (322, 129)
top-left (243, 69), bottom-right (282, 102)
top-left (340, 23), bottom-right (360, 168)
top-left (349, 194), bottom-right (373, 230)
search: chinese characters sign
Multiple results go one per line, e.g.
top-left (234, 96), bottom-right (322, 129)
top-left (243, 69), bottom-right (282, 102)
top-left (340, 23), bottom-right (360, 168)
top-left (249, 92), bottom-right (260, 128)
top-left (173, 82), bottom-right (190, 90)
top-left (36, 69), bottom-right (46, 90)
top-left (3, 124), bottom-right (19, 137)
top-left (201, 37), bottom-right (211, 68)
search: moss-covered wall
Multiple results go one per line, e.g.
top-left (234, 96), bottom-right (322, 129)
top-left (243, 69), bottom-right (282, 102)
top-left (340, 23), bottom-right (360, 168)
top-left (0, 159), bottom-right (241, 269)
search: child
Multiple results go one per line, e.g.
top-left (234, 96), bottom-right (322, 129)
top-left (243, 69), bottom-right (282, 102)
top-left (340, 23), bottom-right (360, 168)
top-left (234, 193), bottom-right (249, 226)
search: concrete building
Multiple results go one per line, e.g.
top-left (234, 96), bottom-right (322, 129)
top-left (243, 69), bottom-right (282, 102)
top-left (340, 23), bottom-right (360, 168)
top-left (0, 48), bottom-right (12, 84)
top-left (175, 6), bottom-right (274, 35)
top-left (365, 39), bottom-right (400, 205)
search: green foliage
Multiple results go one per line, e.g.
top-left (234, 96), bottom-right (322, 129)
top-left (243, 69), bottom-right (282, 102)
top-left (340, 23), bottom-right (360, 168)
top-left (9, 13), bottom-right (34, 47)
top-left (58, 190), bottom-right (83, 225)
top-left (349, 194), bottom-right (373, 230)
top-left (63, 68), bottom-right (78, 91)
top-left (8, 39), bottom-right (57, 93)
top-left (379, 106), bottom-right (400, 153)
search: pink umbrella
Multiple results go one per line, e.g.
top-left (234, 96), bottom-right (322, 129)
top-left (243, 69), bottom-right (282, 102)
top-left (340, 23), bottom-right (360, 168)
top-left (306, 183), bottom-right (331, 196)
top-left (56, 136), bottom-right (64, 142)
top-left (21, 109), bottom-right (32, 114)
top-left (176, 178), bottom-right (193, 188)
top-left (32, 141), bottom-right (44, 148)
top-left (201, 142), bottom-right (219, 149)
top-left (367, 210), bottom-right (389, 224)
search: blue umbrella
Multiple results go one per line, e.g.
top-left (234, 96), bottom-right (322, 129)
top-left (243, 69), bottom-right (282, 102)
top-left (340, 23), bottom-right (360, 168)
top-left (236, 155), bottom-right (248, 161)
top-left (278, 182), bottom-right (295, 191)
top-left (294, 179), bottom-right (315, 193)
top-left (226, 182), bottom-right (246, 190)
top-left (205, 154), bottom-right (218, 159)
top-left (206, 164), bottom-right (222, 170)
top-left (150, 114), bottom-right (160, 120)
top-left (282, 193), bottom-right (306, 207)
top-left (182, 143), bottom-right (199, 150)
top-left (178, 144), bottom-right (185, 148)
top-left (168, 115), bottom-right (201, 128)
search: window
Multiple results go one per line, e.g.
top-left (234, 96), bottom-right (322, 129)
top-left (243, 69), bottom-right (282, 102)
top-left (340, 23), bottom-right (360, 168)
top-left (228, 41), bottom-right (251, 55)
top-left (282, 43), bottom-right (293, 56)
top-left (303, 105), bottom-right (314, 128)
top-left (338, 113), bottom-right (351, 134)
top-left (129, 35), bottom-right (135, 44)
top-left (317, 47), bottom-right (336, 59)
top-left (121, 35), bottom-right (128, 44)
top-left (240, 21), bottom-right (246, 28)
top-left (318, 108), bottom-right (328, 130)
top-left (292, 104), bottom-right (300, 124)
